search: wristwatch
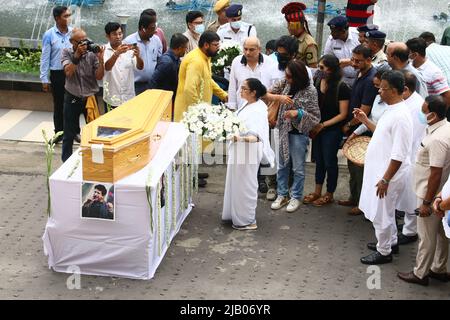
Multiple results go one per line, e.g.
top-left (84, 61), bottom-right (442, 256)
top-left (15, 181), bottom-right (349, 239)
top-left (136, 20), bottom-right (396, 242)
top-left (422, 199), bottom-right (432, 206)
top-left (381, 178), bottom-right (390, 185)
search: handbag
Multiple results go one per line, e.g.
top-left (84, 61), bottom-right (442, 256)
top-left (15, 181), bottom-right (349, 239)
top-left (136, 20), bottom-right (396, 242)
top-left (266, 99), bottom-right (280, 129)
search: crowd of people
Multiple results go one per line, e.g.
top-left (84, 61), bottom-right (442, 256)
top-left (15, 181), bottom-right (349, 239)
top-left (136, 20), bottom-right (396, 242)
top-left (39, 1), bottom-right (450, 285)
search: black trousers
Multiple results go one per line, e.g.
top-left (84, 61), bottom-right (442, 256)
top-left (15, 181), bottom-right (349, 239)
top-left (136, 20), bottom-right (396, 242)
top-left (62, 92), bottom-right (87, 162)
top-left (50, 70), bottom-right (66, 133)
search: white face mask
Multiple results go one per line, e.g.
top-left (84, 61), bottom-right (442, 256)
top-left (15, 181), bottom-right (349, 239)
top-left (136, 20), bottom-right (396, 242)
top-left (194, 24), bottom-right (205, 34)
top-left (230, 21), bottom-right (241, 30)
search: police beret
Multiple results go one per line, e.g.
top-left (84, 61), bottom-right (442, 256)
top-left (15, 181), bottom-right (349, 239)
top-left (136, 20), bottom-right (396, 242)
top-left (366, 30), bottom-right (386, 40)
top-left (225, 4), bottom-right (243, 18)
top-left (357, 24), bottom-right (379, 33)
top-left (214, 0), bottom-right (230, 13)
top-left (281, 2), bottom-right (307, 22)
top-left (327, 15), bottom-right (348, 28)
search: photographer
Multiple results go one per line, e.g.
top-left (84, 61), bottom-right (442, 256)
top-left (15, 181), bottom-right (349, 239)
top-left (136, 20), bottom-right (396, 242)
top-left (61, 28), bottom-right (105, 162)
top-left (103, 22), bottom-right (144, 111)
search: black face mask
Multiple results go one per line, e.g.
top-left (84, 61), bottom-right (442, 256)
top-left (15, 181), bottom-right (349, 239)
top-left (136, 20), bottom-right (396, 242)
top-left (277, 54), bottom-right (290, 71)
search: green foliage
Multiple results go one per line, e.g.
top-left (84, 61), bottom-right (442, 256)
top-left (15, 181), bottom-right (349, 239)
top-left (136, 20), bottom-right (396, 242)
top-left (0, 46), bottom-right (41, 74)
top-left (211, 45), bottom-right (241, 76)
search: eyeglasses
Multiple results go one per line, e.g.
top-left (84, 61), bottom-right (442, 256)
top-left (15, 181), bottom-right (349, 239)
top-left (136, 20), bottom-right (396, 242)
top-left (240, 87), bottom-right (250, 91)
top-left (351, 57), bottom-right (364, 64)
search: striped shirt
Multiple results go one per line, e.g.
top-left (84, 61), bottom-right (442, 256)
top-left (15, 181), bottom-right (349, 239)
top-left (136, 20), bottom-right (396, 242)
top-left (426, 43), bottom-right (450, 87)
top-left (346, 0), bottom-right (375, 28)
top-left (416, 59), bottom-right (450, 96)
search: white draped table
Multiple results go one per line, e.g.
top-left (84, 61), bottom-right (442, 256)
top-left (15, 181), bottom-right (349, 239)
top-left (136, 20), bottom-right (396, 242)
top-left (42, 123), bottom-right (198, 279)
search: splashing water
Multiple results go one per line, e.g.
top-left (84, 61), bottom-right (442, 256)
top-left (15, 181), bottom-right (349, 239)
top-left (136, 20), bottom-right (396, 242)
top-left (0, 0), bottom-right (449, 47)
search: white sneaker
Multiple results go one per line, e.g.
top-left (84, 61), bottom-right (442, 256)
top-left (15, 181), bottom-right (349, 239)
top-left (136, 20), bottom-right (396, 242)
top-left (271, 196), bottom-right (289, 210)
top-left (266, 188), bottom-right (277, 201)
top-left (286, 198), bottom-right (301, 212)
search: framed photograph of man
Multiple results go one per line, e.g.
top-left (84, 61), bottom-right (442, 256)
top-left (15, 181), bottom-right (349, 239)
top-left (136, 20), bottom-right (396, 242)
top-left (81, 182), bottom-right (115, 221)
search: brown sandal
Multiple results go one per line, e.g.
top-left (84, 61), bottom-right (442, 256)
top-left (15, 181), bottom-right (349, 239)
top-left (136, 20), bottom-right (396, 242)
top-left (312, 195), bottom-right (334, 207)
top-left (303, 193), bottom-right (321, 204)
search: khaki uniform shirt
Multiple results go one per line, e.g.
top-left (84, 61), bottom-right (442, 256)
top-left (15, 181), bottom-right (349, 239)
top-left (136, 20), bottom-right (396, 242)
top-left (414, 120), bottom-right (450, 199)
top-left (371, 49), bottom-right (388, 69)
top-left (207, 20), bottom-right (221, 33)
top-left (294, 32), bottom-right (318, 67)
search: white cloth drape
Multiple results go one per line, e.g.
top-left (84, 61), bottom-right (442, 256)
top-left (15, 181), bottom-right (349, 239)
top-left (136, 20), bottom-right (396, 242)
top-left (42, 123), bottom-right (194, 280)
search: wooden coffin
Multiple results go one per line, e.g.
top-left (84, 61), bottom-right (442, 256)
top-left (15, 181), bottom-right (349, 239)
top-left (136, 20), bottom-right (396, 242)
top-left (81, 90), bottom-right (173, 183)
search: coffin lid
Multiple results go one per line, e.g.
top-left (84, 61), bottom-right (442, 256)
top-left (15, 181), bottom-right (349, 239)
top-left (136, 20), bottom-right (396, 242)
top-left (81, 90), bottom-right (173, 151)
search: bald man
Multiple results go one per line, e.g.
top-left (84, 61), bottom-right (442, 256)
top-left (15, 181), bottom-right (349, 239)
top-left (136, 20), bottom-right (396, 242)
top-left (227, 37), bottom-right (278, 109)
top-left (61, 27), bottom-right (104, 162)
top-left (386, 42), bottom-right (428, 98)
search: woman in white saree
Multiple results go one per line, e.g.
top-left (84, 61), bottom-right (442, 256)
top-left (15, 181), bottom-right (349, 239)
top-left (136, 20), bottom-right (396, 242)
top-left (222, 78), bottom-right (275, 230)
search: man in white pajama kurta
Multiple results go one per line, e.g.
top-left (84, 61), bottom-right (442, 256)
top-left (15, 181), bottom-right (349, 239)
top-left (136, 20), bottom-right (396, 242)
top-left (359, 70), bottom-right (413, 265)
top-left (396, 71), bottom-right (427, 244)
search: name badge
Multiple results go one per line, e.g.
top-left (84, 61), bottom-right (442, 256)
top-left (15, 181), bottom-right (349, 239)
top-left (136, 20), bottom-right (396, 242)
top-left (333, 47), bottom-right (342, 50)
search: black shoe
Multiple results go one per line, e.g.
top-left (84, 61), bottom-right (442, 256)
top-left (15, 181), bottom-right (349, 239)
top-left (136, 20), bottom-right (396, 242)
top-left (395, 210), bottom-right (405, 219)
top-left (198, 172), bottom-right (209, 179)
top-left (367, 242), bottom-right (399, 254)
top-left (258, 182), bottom-right (268, 193)
top-left (397, 233), bottom-right (418, 245)
top-left (360, 251), bottom-right (393, 265)
top-left (198, 178), bottom-right (207, 188)
top-left (74, 134), bottom-right (81, 143)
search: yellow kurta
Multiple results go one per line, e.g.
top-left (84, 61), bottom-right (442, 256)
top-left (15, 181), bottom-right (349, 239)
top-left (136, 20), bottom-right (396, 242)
top-left (174, 47), bottom-right (228, 122)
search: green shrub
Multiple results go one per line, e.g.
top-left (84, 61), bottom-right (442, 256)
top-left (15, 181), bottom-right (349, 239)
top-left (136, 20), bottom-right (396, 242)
top-left (0, 47), bottom-right (41, 74)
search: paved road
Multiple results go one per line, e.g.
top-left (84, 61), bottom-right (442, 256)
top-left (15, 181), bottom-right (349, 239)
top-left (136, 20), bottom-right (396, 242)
top-left (0, 140), bottom-right (449, 300)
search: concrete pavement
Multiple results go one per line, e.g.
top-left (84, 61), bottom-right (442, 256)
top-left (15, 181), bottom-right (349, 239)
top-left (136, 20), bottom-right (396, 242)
top-left (0, 139), bottom-right (449, 300)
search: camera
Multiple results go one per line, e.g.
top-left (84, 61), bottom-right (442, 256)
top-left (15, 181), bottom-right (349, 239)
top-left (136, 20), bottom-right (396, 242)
top-left (79, 39), bottom-right (101, 53)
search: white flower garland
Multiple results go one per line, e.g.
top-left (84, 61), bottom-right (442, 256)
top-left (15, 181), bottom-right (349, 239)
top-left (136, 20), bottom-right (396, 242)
top-left (157, 181), bottom-right (162, 257)
top-left (164, 170), bottom-right (170, 247)
top-left (181, 102), bottom-right (246, 142)
top-left (171, 160), bottom-right (177, 233)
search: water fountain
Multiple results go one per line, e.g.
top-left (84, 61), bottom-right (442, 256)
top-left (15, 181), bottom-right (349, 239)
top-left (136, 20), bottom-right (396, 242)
top-left (0, 0), bottom-right (449, 49)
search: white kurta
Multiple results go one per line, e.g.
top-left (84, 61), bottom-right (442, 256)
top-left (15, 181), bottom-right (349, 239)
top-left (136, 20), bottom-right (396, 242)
top-left (222, 100), bottom-right (275, 226)
top-left (359, 101), bottom-right (413, 229)
top-left (396, 92), bottom-right (427, 213)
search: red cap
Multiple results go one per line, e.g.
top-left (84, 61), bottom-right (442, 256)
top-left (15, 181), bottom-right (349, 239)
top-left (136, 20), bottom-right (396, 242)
top-left (281, 2), bottom-right (307, 22)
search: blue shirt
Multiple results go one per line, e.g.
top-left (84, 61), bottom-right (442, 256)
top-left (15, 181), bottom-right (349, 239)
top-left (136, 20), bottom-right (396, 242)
top-left (39, 25), bottom-right (73, 83)
top-left (149, 49), bottom-right (180, 96)
top-left (123, 32), bottom-right (162, 83)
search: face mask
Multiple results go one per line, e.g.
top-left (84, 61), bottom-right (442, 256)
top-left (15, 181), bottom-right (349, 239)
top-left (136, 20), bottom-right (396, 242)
top-left (230, 21), bottom-right (241, 30)
top-left (277, 54), bottom-right (290, 70)
top-left (418, 111), bottom-right (434, 125)
top-left (194, 24), bottom-right (205, 34)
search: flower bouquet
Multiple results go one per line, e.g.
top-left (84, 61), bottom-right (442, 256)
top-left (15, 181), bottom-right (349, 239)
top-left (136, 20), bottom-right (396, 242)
top-left (211, 41), bottom-right (242, 77)
top-left (181, 102), bottom-right (246, 142)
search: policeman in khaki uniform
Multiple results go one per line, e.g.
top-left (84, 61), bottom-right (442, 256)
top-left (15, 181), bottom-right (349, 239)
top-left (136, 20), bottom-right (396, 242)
top-left (281, 2), bottom-right (318, 68)
top-left (207, 0), bottom-right (230, 32)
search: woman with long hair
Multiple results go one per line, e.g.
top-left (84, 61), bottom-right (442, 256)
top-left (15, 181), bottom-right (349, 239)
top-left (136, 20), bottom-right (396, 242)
top-left (303, 54), bottom-right (351, 206)
top-left (267, 60), bottom-right (321, 213)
